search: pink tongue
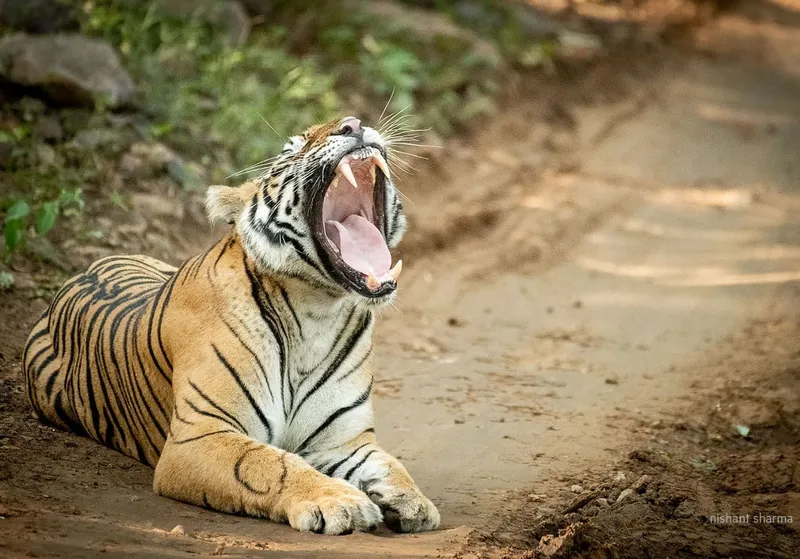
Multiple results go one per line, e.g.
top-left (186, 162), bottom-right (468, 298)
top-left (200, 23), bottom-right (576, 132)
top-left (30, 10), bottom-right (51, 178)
top-left (326, 215), bottom-right (391, 276)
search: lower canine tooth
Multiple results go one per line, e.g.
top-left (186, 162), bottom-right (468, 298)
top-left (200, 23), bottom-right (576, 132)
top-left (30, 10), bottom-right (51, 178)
top-left (366, 272), bottom-right (380, 290)
top-left (388, 260), bottom-right (403, 281)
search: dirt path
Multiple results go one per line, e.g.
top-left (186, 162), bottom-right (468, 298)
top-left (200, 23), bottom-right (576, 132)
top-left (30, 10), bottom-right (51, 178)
top-left (3, 5), bottom-right (800, 558)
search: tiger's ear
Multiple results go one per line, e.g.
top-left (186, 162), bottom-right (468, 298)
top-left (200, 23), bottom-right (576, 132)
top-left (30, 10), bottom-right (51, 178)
top-left (205, 181), bottom-right (259, 224)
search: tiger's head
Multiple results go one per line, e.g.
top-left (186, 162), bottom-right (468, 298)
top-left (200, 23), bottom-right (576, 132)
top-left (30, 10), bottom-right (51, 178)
top-left (207, 116), bottom-right (406, 304)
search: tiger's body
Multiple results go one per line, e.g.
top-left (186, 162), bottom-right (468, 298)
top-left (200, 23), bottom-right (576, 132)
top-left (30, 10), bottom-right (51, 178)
top-left (23, 117), bottom-right (439, 534)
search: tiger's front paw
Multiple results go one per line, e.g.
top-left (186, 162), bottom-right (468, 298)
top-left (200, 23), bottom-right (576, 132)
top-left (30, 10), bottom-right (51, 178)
top-left (286, 477), bottom-right (382, 535)
top-left (366, 484), bottom-right (440, 533)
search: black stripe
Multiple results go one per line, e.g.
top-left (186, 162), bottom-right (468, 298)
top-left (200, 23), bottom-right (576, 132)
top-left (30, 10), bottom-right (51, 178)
top-left (184, 396), bottom-right (243, 433)
top-left (344, 449), bottom-right (378, 481)
top-left (188, 380), bottom-right (249, 434)
top-left (323, 443), bottom-right (371, 477)
top-left (221, 317), bottom-right (275, 402)
top-left (174, 429), bottom-right (234, 445)
top-left (292, 312), bottom-right (372, 419)
top-left (295, 380), bottom-right (372, 455)
top-left (234, 445), bottom-right (272, 495)
top-left (279, 287), bottom-right (302, 337)
top-left (213, 345), bottom-right (273, 442)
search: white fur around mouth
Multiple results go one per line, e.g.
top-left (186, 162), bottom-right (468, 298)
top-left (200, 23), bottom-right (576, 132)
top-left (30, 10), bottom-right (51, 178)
top-left (322, 148), bottom-right (402, 289)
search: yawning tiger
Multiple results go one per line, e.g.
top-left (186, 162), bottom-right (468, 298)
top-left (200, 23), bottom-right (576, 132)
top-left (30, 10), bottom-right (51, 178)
top-left (23, 116), bottom-right (440, 534)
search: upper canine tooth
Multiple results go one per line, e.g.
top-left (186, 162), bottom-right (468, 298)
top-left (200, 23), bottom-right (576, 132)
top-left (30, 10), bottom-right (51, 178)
top-left (371, 150), bottom-right (390, 180)
top-left (388, 260), bottom-right (403, 282)
top-left (338, 161), bottom-right (358, 188)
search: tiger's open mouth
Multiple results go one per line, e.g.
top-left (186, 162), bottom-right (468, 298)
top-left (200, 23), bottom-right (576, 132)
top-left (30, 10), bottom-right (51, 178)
top-left (312, 146), bottom-right (401, 298)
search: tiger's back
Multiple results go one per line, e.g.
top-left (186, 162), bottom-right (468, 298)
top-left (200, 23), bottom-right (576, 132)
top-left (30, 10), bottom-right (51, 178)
top-left (24, 254), bottom-right (178, 466)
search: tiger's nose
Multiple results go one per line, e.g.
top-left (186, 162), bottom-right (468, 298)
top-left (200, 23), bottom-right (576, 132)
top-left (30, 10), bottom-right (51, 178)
top-left (338, 116), bottom-right (361, 135)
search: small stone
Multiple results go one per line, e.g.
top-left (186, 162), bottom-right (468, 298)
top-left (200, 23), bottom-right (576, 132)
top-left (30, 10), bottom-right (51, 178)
top-left (454, 418), bottom-right (465, 425)
top-left (33, 115), bottom-right (63, 143)
top-left (632, 474), bottom-right (651, 492)
top-left (447, 317), bottom-right (464, 327)
top-left (119, 154), bottom-right (145, 179)
top-left (605, 377), bottom-right (619, 385)
top-left (131, 193), bottom-right (184, 221)
top-left (35, 144), bottom-right (56, 167)
top-left (616, 488), bottom-right (635, 503)
top-left (595, 498), bottom-right (609, 507)
top-left (569, 484), bottom-right (584, 493)
top-left (673, 500), bottom-right (695, 518)
top-left (0, 503), bottom-right (11, 517)
top-left (169, 524), bottom-right (185, 535)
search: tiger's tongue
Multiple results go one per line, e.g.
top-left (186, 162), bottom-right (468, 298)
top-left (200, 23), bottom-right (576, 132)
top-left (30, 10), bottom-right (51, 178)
top-left (325, 215), bottom-right (391, 276)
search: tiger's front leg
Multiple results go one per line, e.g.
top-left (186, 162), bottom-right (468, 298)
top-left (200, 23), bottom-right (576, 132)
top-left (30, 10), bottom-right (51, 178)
top-left (308, 431), bottom-right (440, 533)
top-left (154, 428), bottom-right (382, 534)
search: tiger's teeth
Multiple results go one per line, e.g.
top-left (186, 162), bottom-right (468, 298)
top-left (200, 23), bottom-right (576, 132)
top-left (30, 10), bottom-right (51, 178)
top-left (388, 260), bottom-right (403, 282)
top-left (369, 165), bottom-right (376, 185)
top-left (366, 272), bottom-right (380, 290)
top-left (371, 150), bottom-right (391, 180)
top-left (338, 161), bottom-right (358, 188)
top-left (331, 175), bottom-right (340, 189)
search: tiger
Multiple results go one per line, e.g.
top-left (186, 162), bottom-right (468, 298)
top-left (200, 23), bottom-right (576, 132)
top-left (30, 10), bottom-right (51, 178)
top-left (22, 116), bottom-right (440, 535)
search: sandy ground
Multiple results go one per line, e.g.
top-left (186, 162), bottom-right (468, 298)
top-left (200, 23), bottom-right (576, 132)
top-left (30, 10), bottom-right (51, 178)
top-left (2, 4), bottom-right (800, 557)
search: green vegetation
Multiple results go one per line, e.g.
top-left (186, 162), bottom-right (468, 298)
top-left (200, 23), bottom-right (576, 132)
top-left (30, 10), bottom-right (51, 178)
top-left (1, 0), bottom-right (548, 261)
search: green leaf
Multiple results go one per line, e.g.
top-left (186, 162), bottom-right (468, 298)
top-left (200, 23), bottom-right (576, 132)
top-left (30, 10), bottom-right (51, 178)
top-left (4, 219), bottom-right (25, 252)
top-left (5, 200), bottom-right (30, 221)
top-left (35, 201), bottom-right (59, 235)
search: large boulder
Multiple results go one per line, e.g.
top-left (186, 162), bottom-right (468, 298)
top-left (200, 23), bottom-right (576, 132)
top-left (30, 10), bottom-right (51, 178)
top-left (0, 0), bottom-right (81, 34)
top-left (0, 33), bottom-right (135, 108)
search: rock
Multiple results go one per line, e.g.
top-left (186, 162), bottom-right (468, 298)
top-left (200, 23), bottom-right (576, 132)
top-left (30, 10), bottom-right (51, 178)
top-left (35, 143), bottom-right (56, 167)
top-left (121, 142), bottom-right (183, 179)
top-left (0, 502), bottom-right (12, 517)
top-left (0, 0), bottom-right (81, 34)
top-left (69, 128), bottom-right (128, 156)
top-left (537, 524), bottom-right (579, 557)
top-left (570, 484), bottom-right (584, 494)
top-left (156, 0), bottom-right (250, 45)
top-left (595, 498), bottom-right (609, 507)
top-left (33, 114), bottom-right (63, 142)
top-left (119, 154), bottom-right (146, 179)
top-left (632, 474), bottom-right (651, 493)
top-left (616, 488), bottom-right (635, 503)
top-left (169, 524), bottom-right (185, 535)
top-left (131, 193), bottom-right (185, 221)
top-left (673, 500), bottom-right (695, 518)
top-left (0, 33), bottom-right (135, 108)
top-left (556, 30), bottom-right (604, 61)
